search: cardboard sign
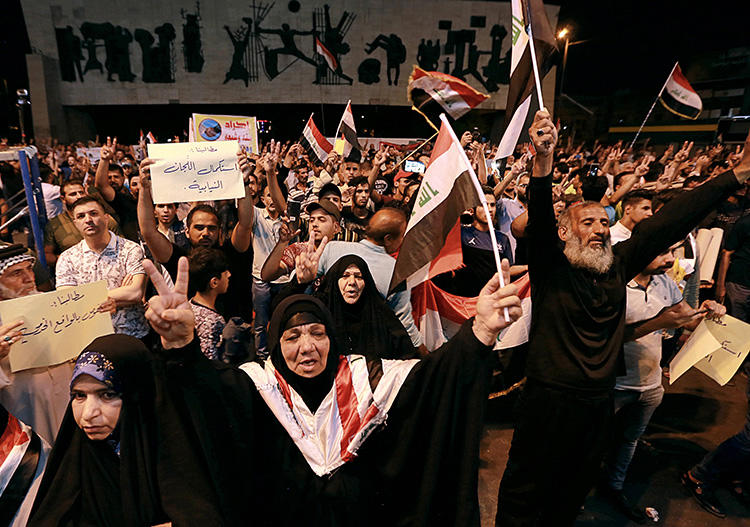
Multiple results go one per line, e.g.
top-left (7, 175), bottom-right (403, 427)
top-left (0, 281), bottom-right (114, 372)
top-left (192, 114), bottom-right (259, 154)
top-left (669, 315), bottom-right (750, 386)
top-left (147, 140), bottom-right (245, 204)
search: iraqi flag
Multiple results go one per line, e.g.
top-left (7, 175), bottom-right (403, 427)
top-left (316, 37), bottom-right (338, 72)
top-left (407, 66), bottom-right (490, 125)
top-left (389, 118), bottom-right (482, 293)
top-left (659, 63), bottom-right (702, 120)
top-left (411, 274), bottom-right (532, 351)
top-left (333, 101), bottom-right (361, 158)
top-left (495, 0), bottom-right (557, 160)
top-left (300, 114), bottom-right (333, 162)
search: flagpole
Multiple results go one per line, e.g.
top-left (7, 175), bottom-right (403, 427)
top-left (392, 131), bottom-right (439, 171)
top-left (524, 2), bottom-right (546, 111)
top-left (629, 61), bottom-right (678, 150)
top-left (439, 114), bottom-right (510, 323)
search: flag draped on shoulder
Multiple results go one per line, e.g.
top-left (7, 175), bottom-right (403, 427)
top-left (389, 120), bottom-right (482, 293)
top-left (300, 114), bottom-right (332, 162)
top-left (495, 0), bottom-right (558, 160)
top-left (659, 63), bottom-right (702, 120)
top-left (333, 101), bottom-right (361, 158)
top-left (407, 66), bottom-right (490, 127)
top-left (411, 273), bottom-right (532, 351)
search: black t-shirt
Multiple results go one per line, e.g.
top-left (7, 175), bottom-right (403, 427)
top-left (341, 206), bottom-right (372, 237)
top-left (726, 214), bottom-right (750, 287)
top-left (166, 240), bottom-right (253, 322)
top-left (108, 191), bottom-right (140, 242)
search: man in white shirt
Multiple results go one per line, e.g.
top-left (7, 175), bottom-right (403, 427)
top-left (610, 190), bottom-right (653, 245)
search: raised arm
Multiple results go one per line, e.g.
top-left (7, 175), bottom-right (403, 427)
top-left (262, 141), bottom-right (287, 213)
top-left (94, 136), bottom-right (118, 202)
top-left (231, 150), bottom-right (255, 253)
top-left (260, 220), bottom-right (298, 282)
top-left (525, 110), bottom-right (560, 267)
top-left (137, 158), bottom-right (174, 263)
top-left (618, 131), bottom-right (750, 280)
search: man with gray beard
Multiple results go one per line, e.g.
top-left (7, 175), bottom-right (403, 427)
top-left (0, 244), bottom-right (75, 443)
top-left (496, 111), bottom-right (750, 526)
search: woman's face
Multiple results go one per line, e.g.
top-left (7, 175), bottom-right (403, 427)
top-left (338, 264), bottom-right (365, 304)
top-left (280, 322), bottom-right (330, 378)
top-left (71, 374), bottom-right (123, 441)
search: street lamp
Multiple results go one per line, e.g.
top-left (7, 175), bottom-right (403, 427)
top-left (16, 89), bottom-right (30, 144)
top-left (556, 28), bottom-right (590, 95)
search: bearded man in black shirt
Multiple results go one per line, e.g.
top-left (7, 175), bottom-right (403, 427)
top-left (495, 111), bottom-right (750, 526)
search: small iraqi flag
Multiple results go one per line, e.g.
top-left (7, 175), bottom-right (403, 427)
top-left (333, 101), bottom-right (361, 158)
top-left (315, 37), bottom-right (338, 72)
top-left (659, 63), bottom-right (702, 120)
top-left (407, 66), bottom-right (489, 127)
top-left (300, 114), bottom-right (333, 162)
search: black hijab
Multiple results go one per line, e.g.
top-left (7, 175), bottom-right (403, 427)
top-left (317, 255), bottom-right (417, 360)
top-left (29, 335), bottom-right (164, 527)
top-left (266, 295), bottom-right (341, 412)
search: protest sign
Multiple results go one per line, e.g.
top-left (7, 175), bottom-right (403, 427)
top-left (669, 315), bottom-right (750, 386)
top-left (0, 281), bottom-right (114, 372)
top-left (192, 114), bottom-right (259, 153)
top-left (76, 147), bottom-right (101, 163)
top-left (147, 140), bottom-right (245, 204)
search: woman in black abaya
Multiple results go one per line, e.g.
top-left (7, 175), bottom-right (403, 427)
top-left (142, 256), bottom-right (522, 526)
top-left (317, 255), bottom-right (417, 360)
top-left (29, 335), bottom-right (225, 527)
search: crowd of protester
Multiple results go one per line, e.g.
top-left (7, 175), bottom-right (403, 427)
top-left (0, 112), bottom-right (747, 525)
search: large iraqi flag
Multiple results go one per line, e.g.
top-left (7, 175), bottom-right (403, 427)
top-left (411, 273), bottom-right (532, 351)
top-left (659, 63), bottom-right (703, 120)
top-left (389, 119), bottom-right (482, 293)
top-left (407, 66), bottom-right (490, 126)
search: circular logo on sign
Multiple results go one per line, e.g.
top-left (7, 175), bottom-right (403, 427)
top-left (198, 119), bottom-right (222, 141)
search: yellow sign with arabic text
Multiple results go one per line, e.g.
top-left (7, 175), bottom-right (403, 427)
top-left (0, 281), bottom-right (114, 372)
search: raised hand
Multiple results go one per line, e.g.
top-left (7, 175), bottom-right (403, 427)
top-left (460, 131), bottom-right (473, 148)
top-left (0, 320), bottom-right (24, 360)
top-left (295, 232), bottom-right (328, 284)
top-left (372, 144), bottom-right (387, 166)
top-left (528, 110), bottom-right (557, 177)
top-left (237, 149), bottom-right (255, 182)
top-left (261, 139), bottom-right (282, 174)
top-left (278, 217), bottom-right (301, 244)
top-left (731, 128), bottom-right (750, 183)
top-left (143, 257), bottom-right (195, 349)
top-left (472, 259), bottom-right (522, 345)
top-left (139, 158), bottom-right (155, 191)
top-left (100, 136), bottom-right (117, 162)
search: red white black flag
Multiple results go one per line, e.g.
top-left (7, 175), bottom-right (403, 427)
top-left (389, 119), bottom-right (482, 293)
top-left (495, 0), bottom-right (557, 160)
top-left (333, 101), bottom-right (361, 158)
top-left (407, 66), bottom-right (490, 125)
top-left (659, 63), bottom-right (702, 120)
top-left (315, 37), bottom-right (338, 72)
top-left (300, 114), bottom-right (333, 162)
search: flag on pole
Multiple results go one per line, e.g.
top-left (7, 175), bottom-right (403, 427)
top-left (333, 101), bottom-right (361, 158)
top-left (140, 130), bottom-right (156, 144)
top-left (495, 0), bottom-right (557, 160)
top-left (300, 114), bottom-right (333, 162)
top-left (659, 63), bottom-right (703, 120)
top-left (389, 119), bottom-right (482, 293)
top-left (407, 66), bottom-right (490, 127)
top-left (315, 37), bottom-right (338, 72)
top-left (411, 273), bottom-right (532, 351)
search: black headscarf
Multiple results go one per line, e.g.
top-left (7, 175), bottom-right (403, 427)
top-left (29, 335), bottom-right (165, 527)
top-left (317, 255), bottom-right (417, 360)
top-left (266, 295), bottom-right (341, 412)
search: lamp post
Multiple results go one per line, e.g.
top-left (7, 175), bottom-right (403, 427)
top-left (16, 89), bottom-right (30, 144)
